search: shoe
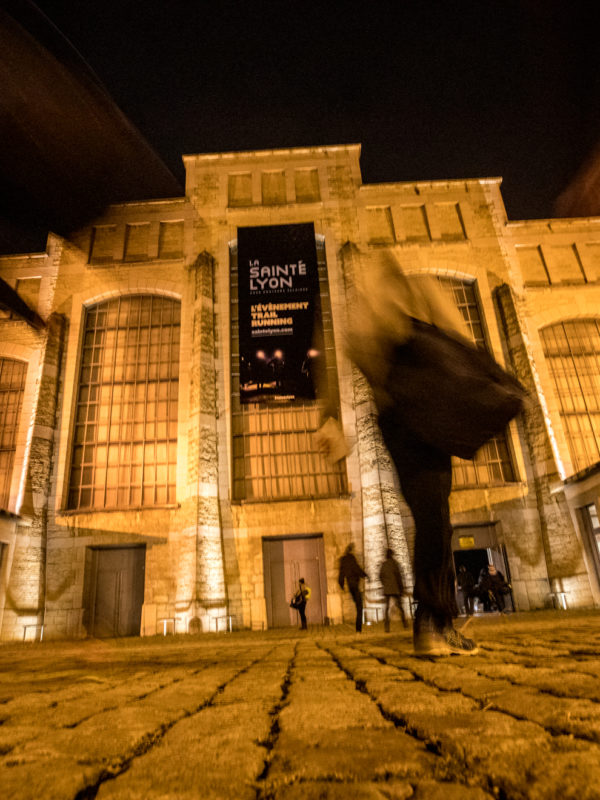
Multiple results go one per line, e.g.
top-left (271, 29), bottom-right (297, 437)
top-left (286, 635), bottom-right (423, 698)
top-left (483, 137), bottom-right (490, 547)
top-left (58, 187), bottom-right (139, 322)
top-left (414, 625), bottom-right (479, 657)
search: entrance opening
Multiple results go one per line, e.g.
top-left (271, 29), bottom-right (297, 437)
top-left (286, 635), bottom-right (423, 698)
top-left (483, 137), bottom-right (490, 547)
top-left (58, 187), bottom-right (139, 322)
top-left (579, 503), bottom-right (600, 588)
top-left (452, 524), bottom-right (514, 614)
top-left (453, 548), bottom-right (489, 585)
top-left (84, 546), bottom-right (146, 637)
top-left (263, 534), bottom-right (327, 628)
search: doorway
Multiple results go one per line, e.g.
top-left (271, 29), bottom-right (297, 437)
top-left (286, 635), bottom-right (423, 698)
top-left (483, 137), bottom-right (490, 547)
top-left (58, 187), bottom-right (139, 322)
top-left (452, 524), bottom-right (514, 613)
top-left (263, 535), bottom-right (327, 628)
top-left (85, 546), bottom-right (146, 637)
top-left (579, 503), bottom-right (600, 587)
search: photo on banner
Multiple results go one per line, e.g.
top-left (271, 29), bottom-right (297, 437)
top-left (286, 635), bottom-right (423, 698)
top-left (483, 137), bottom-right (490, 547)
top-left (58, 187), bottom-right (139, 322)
top-left (237, 223), bottom-right (323, 403)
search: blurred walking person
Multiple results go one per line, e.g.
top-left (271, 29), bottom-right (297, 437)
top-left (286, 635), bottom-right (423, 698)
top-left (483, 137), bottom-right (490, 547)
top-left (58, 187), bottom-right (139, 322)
top-left (346, 250), bottom-right (525, 656)
top-left (338, 543), bottom-right (368, 632)
top-left (379, 548), bottom-right (408, 631)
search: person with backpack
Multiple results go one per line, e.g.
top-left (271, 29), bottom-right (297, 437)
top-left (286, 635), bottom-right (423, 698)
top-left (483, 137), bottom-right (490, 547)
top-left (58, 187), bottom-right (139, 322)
top-left (291, 578), bottom-right (311, 630)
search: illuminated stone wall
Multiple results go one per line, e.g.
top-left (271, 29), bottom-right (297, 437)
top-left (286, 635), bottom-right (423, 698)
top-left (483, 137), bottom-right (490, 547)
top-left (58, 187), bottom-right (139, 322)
top-left (2, 145), bottom-right (600, 640)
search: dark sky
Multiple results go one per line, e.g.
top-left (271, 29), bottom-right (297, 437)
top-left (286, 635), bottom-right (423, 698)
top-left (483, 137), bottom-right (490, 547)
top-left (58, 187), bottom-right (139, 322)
top-left (20, 1), bottom-right (600, 220)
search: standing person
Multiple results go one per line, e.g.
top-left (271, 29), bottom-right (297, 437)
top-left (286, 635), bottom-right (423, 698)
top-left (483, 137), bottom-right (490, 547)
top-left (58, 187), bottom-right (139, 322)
top-left (379, 548), bottom-right (408, 631)
top-left (486, 564), bottom-right (507, 613)
top-left (291, 578), bottom-right (311, 630)
top-left (338, 543), bottom-right (368, 632)
top-left (346, 250), bottom-right (524, 656)
top-left (476, 565), bottom-right (492, 612)
top-left (457, 565), bottom-right (476, 616)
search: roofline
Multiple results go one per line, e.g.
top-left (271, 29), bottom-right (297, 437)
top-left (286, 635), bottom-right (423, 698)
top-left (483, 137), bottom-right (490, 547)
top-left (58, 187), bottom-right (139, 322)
top-left (182, 143), bottom-right (362, 162)
top-left (359, 177), bottom-right (503, 191)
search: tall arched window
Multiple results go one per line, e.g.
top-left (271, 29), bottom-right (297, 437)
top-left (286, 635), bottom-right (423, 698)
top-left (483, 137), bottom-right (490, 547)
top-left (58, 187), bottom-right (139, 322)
top-left (0, 358), bottom-right (27, 509)
top-left (439, 277), bottom-right (517, 486)
top-left (541, 319), bottom-right (600, 473)
top-left (68, 295), bottom-right (180, 510)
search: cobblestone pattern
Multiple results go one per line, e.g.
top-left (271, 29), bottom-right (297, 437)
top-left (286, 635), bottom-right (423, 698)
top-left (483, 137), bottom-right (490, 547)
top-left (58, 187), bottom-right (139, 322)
top-left (1, 611), bottom-right (599, 799)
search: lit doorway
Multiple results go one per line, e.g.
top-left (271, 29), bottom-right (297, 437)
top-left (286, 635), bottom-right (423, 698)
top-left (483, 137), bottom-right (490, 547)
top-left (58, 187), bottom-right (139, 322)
top-left (452, 524), bottom-right (514, 613)
top-left (579, 503), bottom-right (600, 588)
top-left (262, 535), bottom-right (327, 628)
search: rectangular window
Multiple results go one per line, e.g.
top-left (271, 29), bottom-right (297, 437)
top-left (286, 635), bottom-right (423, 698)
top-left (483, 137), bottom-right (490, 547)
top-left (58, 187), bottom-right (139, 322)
top-left (516, 245), bottom-right (551, 285)
top-left (228, 173), bottom-right (253, 207)
top-left (546, 244), bottom-right (585, 284)
top-left (16, 278), bottom-right (41, 313)
top-left (89, 226), bottom-right (116, 265)
top-left (230, 239), bottom-right (347, 500)
top-left (399, 205), bottom-right (430, 241)
top-left (436, 202), bottom-right (466, 239)
top-left (294, 168), bottom-right (320, 203)
top-left (0, 358), bottom-right (27, 509)
top-left (261, 171), bottom-right (286, 205)
top-left (366, 206), bottom-right (395, 243)
top-left (68, 295), bottom-right (180, 510)
top-left (158, 221), bottom-right (184, 259)
top-left (124, 223), bottom-right (150, 262)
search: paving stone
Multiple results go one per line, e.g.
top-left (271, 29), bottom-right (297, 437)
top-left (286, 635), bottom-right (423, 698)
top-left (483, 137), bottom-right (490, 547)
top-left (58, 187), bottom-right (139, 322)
top-left (0, 611), bottom-right (600, 799)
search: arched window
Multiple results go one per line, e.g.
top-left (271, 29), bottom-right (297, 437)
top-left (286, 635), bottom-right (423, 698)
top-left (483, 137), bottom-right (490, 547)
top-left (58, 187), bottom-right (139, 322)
top-left (439, 277), bottom-right (517, 486)
top-left (68, 295), bottom-right (180, 510)
top-left (0, 358), bottom-right (27, 509)
top-left (541, 319), bottom-right (600, 472)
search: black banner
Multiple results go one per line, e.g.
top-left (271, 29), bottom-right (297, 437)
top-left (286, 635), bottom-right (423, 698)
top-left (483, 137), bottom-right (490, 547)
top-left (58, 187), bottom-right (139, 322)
top-left (238, 223), bottom-right (322, 403)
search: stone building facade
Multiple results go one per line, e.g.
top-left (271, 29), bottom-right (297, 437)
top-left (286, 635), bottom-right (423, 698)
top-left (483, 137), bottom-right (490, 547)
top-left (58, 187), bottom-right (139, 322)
top-left (1, 143), bottom-right (600, 641)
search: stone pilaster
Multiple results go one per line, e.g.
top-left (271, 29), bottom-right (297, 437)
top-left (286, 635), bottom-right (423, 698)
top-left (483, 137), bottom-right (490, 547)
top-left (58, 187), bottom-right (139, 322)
top-left (188, 252), bottom-right (227, 621)
top-left (3, 313), bottom-right (66, 639)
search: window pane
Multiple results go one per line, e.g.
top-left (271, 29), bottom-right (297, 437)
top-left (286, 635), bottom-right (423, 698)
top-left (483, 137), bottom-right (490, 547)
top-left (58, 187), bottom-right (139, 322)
top-left (542, 319), bottom-right (600, 472)
top-left (438, 277), bottom-right (517, 487)
top-left (0, 358), bottom-right (27, 508)
top-left (67, 295), bottom-right (180, 509)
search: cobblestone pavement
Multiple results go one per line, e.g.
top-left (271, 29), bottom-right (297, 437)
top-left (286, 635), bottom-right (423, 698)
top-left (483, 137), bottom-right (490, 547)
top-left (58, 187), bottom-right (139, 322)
top-left (1, 610), bottom-right (600, 800)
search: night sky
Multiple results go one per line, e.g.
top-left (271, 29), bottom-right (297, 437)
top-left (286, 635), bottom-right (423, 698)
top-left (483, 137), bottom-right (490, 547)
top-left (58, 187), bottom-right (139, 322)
top-left (9, 1), bottom-right (600, 222)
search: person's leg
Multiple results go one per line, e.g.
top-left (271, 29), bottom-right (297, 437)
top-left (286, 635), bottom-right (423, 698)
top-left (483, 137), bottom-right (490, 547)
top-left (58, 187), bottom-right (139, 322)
top-left (384, 595), bottom-right (392, 632)
top-left (350, 585), bottom-right (363, 632)
top-left (379, 414), bottom-right (455, 629)
top-left (394, 594), bottom-right (408, 628)
top-left (494, 590), bottom-right (505, 612)
top-left (466, 591), bottom-right (474, 616)
top-left (378, 411), bottom-right (476, 655)
top-left (299, 603), bottom-right (307, 629)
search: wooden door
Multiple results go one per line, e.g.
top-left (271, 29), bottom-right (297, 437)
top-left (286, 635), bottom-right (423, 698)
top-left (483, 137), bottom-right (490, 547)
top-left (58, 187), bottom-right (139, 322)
top-left (263, 535), bottom-right (326, 628)
top-left (90, 546), bottom-right (145, 637)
